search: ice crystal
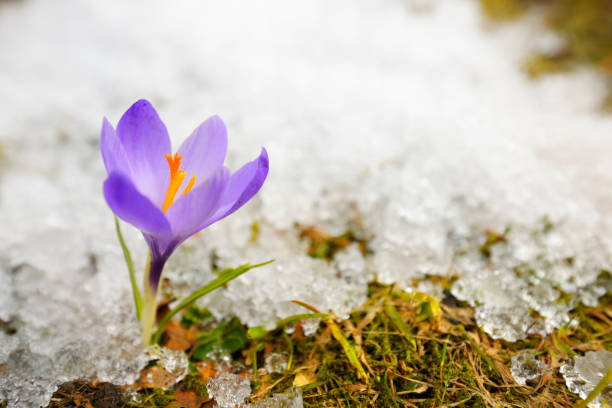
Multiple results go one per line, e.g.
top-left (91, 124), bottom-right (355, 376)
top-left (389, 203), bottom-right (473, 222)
top-left (249, 387), bottom-right (303, 408)
top-left (560, 350), bottom-right (612, 408)
top-left (144, 345), bottom-right (190, 388)
top-left (264, 353), bottom-right (288, 374)
top-left (207, 372), bottom-right (251, 408)
top-left (511, 350), bottom-right (546, 386)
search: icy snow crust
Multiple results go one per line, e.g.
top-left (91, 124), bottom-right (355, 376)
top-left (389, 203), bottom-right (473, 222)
top-left (561, 351), bottom-right (612, 408)
top-left (1, 0), bottom-right (612, 405)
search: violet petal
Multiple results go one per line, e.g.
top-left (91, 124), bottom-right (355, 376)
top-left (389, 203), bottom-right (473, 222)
top-left (100, 118), bottom-right (132, 177)
top-left (116, 99), bottom-right (171, 207)
top-left (103, 172), bottom-right (171, 235)
top-left (177, 115), bottom-right (228, 185)
top-left (210, 147), bottom-right (269, 223)
top-left (165, 166), bottom-right (230, 242)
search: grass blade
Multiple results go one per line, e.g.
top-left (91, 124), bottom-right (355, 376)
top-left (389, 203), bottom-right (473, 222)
top-left (577, 365), bottom-right (612, 408)
top-left (114, 216), bottom-right (142, 320)
top-left (328, 320), bottom-right (369, 381)
top-left (384, 300), bottom-right (416, 350)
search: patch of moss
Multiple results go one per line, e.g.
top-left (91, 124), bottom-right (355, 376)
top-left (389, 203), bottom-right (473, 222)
top-left (181, 372), bottom-right (209, 398)
top-left (479, 0), bottom-right (612, 109)
top-left (479, 227), bottom-right (509, 258)
top-left (299, 226), bottom-right (368, 261)
top-left (191, 317), bottom-right (249, 360)
top-left (244, 280), bottom-right (607, 407)
top-left (180, 305), bottom-right (212, 329)
top-left (92, 280), bottom-right (609, 407)
top-left (128, 389), bottom-right (176, 408)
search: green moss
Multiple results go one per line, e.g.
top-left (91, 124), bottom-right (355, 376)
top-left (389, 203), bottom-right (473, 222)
top-left (479, 227), bottom-right (509, 258)
top-left (300, 227), bottom-right (368, 261)
top-left (247, 281), bottom-right (601, 406)
top-left (180, 305), bottom-right (212, 329)
top-left (192, 317), bottom-right (249, 360)
top-left (128, 389), bottom-right (176, 408)
top-left (181, 371), bottom-right (209, 398)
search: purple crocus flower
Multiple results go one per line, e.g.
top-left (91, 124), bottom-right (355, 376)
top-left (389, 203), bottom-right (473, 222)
top-left (100, 100), bottom-right (269, 293)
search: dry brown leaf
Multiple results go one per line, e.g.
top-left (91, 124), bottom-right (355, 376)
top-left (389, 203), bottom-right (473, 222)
top-left (344, 383), bottom-right (367, 392)
top-left (194, 361), bottom-right (218, 382)
top-left (169, 389), bottom-right (209, 408)
top-left (293, 369), bottom-right (317, 386)
top-left (162, 320), bottom-right (197, 351)
top-left (136, 366), bottom-right (176, 390)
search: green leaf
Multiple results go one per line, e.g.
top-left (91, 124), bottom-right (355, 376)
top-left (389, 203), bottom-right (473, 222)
top-left (416, 298), bottom-right (441, 323)
top-left (152, 260), bottom-right (274, 344)
top-left (181, 306), bottom-right (212, 328)
top-left (247, 326), bottom-right (268, 340)
top-left (114, 216), bottom-right (142, 320)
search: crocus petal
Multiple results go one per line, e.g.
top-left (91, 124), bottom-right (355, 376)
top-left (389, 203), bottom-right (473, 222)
top-left (116, 99), bottom-right (171, 207)
top-left (177, 115), bottom-right (228, 185)
top-left (100, 118), bottom-right (131, 176)
top-left (210, 147), bottom-right (269, 223)
top-left (165, 166), bottom-right (230, 242)
top-left (103, 172), bottom-right (171, 235)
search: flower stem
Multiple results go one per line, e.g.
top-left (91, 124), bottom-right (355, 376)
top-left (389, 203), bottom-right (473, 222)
top-left (140, 252), bottom-right (157, 345)
top-left (114, 216), bottom-right (142, 320)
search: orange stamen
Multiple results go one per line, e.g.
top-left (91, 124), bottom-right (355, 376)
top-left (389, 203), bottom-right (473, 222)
top-left (162, 153), bottom-right (196, 213)
top-left (182, 174), bottom-right (196, 196)
top-left (165, 153), bottom-right (182, 179)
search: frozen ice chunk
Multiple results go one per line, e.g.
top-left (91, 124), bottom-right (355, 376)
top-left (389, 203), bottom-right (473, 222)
top-left (144, 345), bottom-right (190, 387)
top-left (560, 350), bottom-right (612, 408)
top-left (450, 222), bottom-right (602, 341)
top-left (474, 306), bottom-right (535, 342)
top-left (207, 372), bottom-right (252, 408)
top-left (510, 350), bottom-right (546, 386)
top-left (264, 352), bottom-right (288, 374)
top-left (0, 345), bottom-right (59, 408)
top-left (249, 387), bottom-right (303, 408)
top-left (334, 244), bottom-right (369, 287)
top-left (300, 318), bottom-right (321, 337)
top-left (175, 246), bottom-right (367, 331)
top-left (53, 342), bottom-right (97, 382)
